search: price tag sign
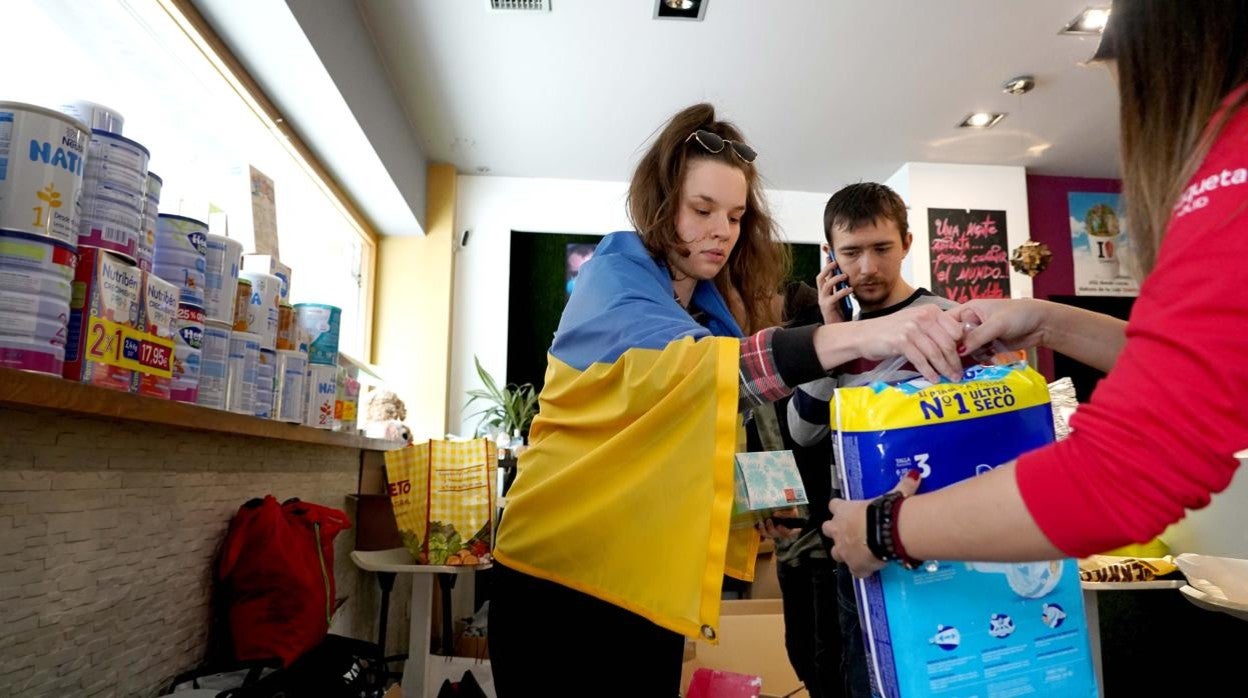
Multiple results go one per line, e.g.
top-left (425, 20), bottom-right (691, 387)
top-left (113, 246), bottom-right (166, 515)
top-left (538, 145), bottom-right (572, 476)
top-left (86, 316), bottom-right (175, 378)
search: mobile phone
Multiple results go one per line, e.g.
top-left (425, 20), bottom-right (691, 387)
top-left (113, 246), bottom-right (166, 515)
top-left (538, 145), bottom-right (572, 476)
top-left (827, 252), bottom-right (854, 321)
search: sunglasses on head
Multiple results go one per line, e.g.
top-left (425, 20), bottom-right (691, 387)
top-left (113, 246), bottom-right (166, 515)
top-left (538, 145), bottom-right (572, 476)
top-left (685, 129), bottom-right (758, 163)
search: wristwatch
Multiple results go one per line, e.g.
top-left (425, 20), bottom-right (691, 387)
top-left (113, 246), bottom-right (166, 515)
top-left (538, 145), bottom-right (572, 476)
top-left (865, 491), bottom-right (925, 570)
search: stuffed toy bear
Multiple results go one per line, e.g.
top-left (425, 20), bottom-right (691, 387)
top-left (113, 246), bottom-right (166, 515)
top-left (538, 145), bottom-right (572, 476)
top-left (363, 389), bottom-right (413, 445)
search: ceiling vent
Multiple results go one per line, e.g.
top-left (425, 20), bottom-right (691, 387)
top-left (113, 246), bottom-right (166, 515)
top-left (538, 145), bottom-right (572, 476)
top-left (488, 0), bottom-right (550, 11)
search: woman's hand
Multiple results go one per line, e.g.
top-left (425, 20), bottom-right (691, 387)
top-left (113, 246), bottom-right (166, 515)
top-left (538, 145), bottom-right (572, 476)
top-left (816, 259), bottom-right (852, 324)
top-left (856, 304), bottom-right (966, 383)
top-left (824, 470), bottom-right (922, 578)
top-left (949, 299), bottom-right (1049, 357)
top-left (756, 518), bottom-right (800, 540)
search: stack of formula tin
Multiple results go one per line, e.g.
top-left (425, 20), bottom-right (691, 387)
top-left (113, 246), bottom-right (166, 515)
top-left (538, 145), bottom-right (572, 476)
top-left (0, 100), bottom-right (178, 396)
top-left (0, 102), bottom-right (88, 376)
top-left (293, 301), bottom-right (341, 430)
top-left (68, 104), bottom-right (178, 396)
top-left (2, 98), bottom-right (362, 436)
top-left (236, 254), bottom-right (308, 423)
top-left (150, 213), bottom-right (210, 403)
top-left (193, 233), bottom-right (242, 412)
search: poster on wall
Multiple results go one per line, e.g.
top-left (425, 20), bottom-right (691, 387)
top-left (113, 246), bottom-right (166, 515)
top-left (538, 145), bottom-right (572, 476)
top-left (928, 208), bottom-right (1011, 302)
top-left (565, 243), bottom-right (597, 297)
top-left (1069, 192), bottom-right (1139, 296)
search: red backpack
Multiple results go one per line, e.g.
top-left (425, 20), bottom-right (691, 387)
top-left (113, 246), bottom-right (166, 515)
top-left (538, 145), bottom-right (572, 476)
top-left (217, 496), bottom-right (352, 666)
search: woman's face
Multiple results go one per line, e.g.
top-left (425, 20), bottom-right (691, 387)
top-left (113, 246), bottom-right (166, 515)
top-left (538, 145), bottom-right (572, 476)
top-left (668, 159), bottom-right (747, 281)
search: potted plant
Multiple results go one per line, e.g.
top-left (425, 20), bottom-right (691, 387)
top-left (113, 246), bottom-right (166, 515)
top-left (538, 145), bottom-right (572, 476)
top-left (465, 356), bottom-right (539, 440)
top-left (464, 356), bottom-right (538, 496)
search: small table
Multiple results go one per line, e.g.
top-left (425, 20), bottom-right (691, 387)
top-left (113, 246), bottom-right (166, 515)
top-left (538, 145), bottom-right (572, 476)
top-left (351, 548), bottom-right (492, 698)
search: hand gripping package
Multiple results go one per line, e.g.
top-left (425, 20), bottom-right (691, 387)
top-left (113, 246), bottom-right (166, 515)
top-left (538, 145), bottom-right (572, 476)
top-left (835, 364), bottom-right (1097, 698)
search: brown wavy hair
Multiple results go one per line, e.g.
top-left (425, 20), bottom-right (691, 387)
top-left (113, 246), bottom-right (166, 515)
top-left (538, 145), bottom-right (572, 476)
top-left (1112, 0), bottom-right (1248, 275)
top-left (626, 103), bottom-right (789, 334)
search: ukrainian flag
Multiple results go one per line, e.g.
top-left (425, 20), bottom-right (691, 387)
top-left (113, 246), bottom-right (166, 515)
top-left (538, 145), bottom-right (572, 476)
top-left (494, 231), bottom-right (757, 641)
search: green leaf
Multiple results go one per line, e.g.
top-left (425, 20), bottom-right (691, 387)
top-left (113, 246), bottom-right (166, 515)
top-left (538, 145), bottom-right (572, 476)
top-left (465, 354), bottom-right (540, 438)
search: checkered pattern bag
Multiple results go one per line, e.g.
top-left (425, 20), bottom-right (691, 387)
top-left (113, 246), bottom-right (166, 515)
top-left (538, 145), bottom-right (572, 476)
top-left (384, 439), bottom-right (496, 565)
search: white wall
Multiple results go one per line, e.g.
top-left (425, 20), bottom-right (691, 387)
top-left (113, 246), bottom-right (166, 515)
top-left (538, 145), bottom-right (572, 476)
top-left (887, 162), bottom-right (1034, 300)
top-left (1164, 452), bottom-right (1248, 557)
top-left (448, 175), bottom-right (827, 436)
top-left (450, 166), bottom-right (1036, 435)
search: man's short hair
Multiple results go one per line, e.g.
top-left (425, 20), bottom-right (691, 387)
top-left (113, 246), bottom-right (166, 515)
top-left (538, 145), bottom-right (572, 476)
top-left (823, 183), bottom-right (910, 243)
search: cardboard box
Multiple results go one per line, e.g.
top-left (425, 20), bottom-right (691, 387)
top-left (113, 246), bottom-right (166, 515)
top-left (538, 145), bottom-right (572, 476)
top-left (748, 540), bottom-right (781, 600)
top-left (131, 271), bottom-right (178, 398)
top-left (680, 599), bottom-right (804, 698)
top-left (349, 494), bottom-right (403, 551)
top-left (64, 247), bottom-right (142, 391)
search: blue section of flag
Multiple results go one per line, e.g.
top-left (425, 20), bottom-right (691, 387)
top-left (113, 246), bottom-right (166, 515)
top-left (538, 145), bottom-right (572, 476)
top-left (550, 231), bottom-right (742, 370)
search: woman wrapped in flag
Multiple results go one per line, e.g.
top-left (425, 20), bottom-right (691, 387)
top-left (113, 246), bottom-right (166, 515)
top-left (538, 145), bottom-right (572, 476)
top-left (487, 103), bottom-right (966, 695)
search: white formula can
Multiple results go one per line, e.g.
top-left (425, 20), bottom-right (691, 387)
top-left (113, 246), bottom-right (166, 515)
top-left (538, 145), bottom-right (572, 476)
top-left (225, 330), bottom-right (260, 415)
top-left (136, 172), bottom-right (161, 272)
top-left (304, 363), bottom-right (337, 430)
top-left (274, 349), bottom-right (307, 423)
top-left (239, 270), bottom-right (279, 352)
top-left (0, 102), bottom-right (89, 246)
top-left (170, 300), bottom-right (204, 404)
top-left (254, 348), bottom-right (276, 419)
top-left (196, 320), bottom-right (232, 410)
top-left (204, 234), bottom-right (243, 323)
top-left (57, 100), bottom-right (124, 135)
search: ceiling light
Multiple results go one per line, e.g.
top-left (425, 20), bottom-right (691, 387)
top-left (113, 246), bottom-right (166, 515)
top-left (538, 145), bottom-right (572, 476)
top-left (655, 0), bottom-right (706, 21)
top-left (1060, 7), bottom-right (1110, 35)
top-left (959, 112), bottom-right (1006, 129)
top-left (1002, 75), bottom-right (1035, 96)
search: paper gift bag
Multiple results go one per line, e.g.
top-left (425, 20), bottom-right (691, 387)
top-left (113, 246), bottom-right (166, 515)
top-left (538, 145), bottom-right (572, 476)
top-left (384, 438), bottom-right (496, 565)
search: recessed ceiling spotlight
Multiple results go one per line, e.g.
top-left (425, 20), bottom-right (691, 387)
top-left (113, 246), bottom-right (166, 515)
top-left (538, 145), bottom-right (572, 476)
top-left (959, 112), bottom-right (1006, 129)
top-left (1060, 7), bottom-right (1110, 35)
top-left (655, 0), bottom-right (706, 21)
top-left (1002, 75), bottom-right (1036, 96)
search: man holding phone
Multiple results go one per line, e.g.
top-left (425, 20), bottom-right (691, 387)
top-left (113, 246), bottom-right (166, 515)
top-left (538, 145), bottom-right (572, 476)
top-left (777, 182), bottom-right (955, 698)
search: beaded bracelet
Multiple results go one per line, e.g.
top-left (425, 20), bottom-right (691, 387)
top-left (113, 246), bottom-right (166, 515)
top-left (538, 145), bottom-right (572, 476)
top-left (866, 491), bottom-right (924, 570)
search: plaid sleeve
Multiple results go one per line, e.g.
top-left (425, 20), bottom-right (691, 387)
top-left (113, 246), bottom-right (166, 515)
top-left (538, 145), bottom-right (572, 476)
top-left (738, 327), bottom-right (791, 409)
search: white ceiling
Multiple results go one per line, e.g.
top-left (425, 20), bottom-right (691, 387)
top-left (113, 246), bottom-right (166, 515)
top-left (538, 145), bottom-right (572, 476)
top-left (357, 0), bottom-right (1120, 193)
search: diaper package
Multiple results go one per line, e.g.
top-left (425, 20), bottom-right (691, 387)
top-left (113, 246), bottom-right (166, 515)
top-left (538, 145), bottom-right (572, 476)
top-left (835, 364), bottom-right (1098, 698)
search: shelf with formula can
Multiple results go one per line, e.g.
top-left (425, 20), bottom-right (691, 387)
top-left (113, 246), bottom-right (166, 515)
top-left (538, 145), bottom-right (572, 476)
top-left (0, 366), bottom-right (402, 452)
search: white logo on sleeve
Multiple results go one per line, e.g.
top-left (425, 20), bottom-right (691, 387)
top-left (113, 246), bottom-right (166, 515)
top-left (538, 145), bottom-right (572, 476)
top-left (1174, 167), bottom-right (1248, 219)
